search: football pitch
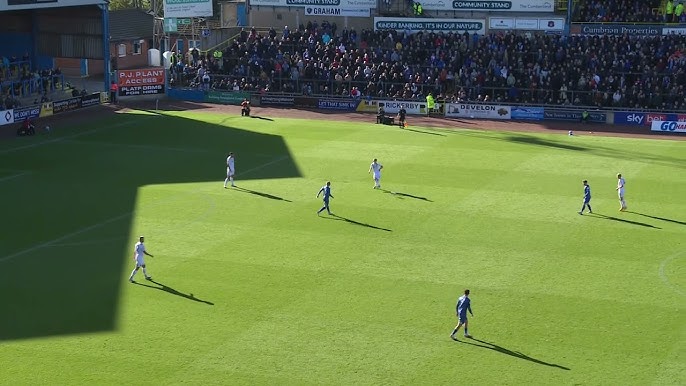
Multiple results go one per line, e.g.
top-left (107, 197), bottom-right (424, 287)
top-left (0, 108), bottom-right (684, 385)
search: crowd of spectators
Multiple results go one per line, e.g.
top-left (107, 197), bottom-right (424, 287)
top-left (573, 0), bottom-right (666, 23)
top-left (170, 23), bottom-right (686, 111)
top-left (1, 53), bottom-right (64, 104)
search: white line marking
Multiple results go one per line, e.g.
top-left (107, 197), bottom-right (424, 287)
top-left (237, 155), bottom-right (290, 178)
top-left (0, 172), bottom-right (30, 183)
top-left (0, 212), bottom-right (132, 264)
top-left (659, 250), bottom-right (686, 298)
top-left (48, 237), bottom-right (127, 247)
top-left (0, 116), bottom-right (155, 155)
top-left (0, 155), bottom-right (292, 264)
top-left (63, 139), bottom-right (209, 153)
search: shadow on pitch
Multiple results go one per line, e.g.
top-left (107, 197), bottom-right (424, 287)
top-left (250, 116), bottom-right (274, 121)
top-left (403, 127), bottom-right (446, 136)
top-left (382, 189), bottom-right (432, 202)
top-left (232, 186), bottom-right (291, 202)
top-left (134, 280), bottom-right (214, 305)
top-left (505, 134), bottom-right (587, 151)
top-left (322, 214), bottom-right (392, 232)
top-left (627, 211), bottom-right (686, 226)
top-left (588, 213), bottom-right (660, 229)
top-left (458, 338), bottom-right (570, 370)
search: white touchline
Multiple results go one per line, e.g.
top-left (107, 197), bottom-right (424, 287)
top-left (0, 115), bottom-right (156, 155)
top-left (0, 154), bottom-right (293, 264)
top-left (0, 172), bottom-right (30, 183)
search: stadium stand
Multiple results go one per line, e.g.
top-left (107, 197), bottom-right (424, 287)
top-left (573, 0), bottom-right (665, 23)
top-left (0, 54), bottom-right (66, 108)
top-left (169, 25), bottom-right (686, 111)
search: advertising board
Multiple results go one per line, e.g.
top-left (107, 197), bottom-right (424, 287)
top-left (490, 17), bottom-right (565, 31)
top-left (260, 95), bottom-right (294, 106)
top-left (304, 6), bottom-right (370, 16)
top-left (52, 97), bottom-right (82, 114)
top-left (40, 102), bottom-right (53, 117)
top-left (13, 105), bottom-right (41, 122)
top-left (250, 0), bottom-right (376, 7)
top-left (511, 106), bottom-right (543, 120)
top-left (651, 121), bottom-right (686, 133)
top-left (318, 99), bottom-right (360, 111)
top-left (420, 0), bottom-right (553, 12)
top-left (118, 68), bottom-right (166, 97)
top-left (206, 90), bottom-right (249, 105)
top-left (0, 109), bottom-right (14, 125)
top-left (445, 103), bottom-right (511, 120)
top-left (571, 23), bottom-right (663, 36)
top-left (374, 17), bottom-right (486, 34)
top-left (543, 109), bottom-right (606, 123)
top-left (613, 112), bottom-right (645, 126)
top-left (163, 0), bottom-right (213, 18)
top-left (80, 93), bottom-right (101, 108)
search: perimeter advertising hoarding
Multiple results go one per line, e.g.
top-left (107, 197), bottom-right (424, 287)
top-left (445, 103), bottom-right (511, 120)
top-left (511, 106), bottom-right (544, 120)
top-left (543, 109), bottom-right (606, 123)
top-left (52, 97), bottom-right (81, 114)
top-left (419, 0), bottom-right (554, 12)
top-left (318, 98), bottom-right (359, 111)
top-left (13, 105), bottom-right (41, 122)
top-left (651, 121), bottom-right (686, 133)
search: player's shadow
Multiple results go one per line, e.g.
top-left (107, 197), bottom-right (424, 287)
top-left (133, 280), bottom-right (214, 305)
top-left (505, 135), bottom-right (586, 151)
top-left (403, 127), bottom-right (446, 136)
top-left (382, 189), bottom-right (432, 202)
top-left (232, 186), bottom-right (291, 202)
top-left (458, 338), bottom-right (570, 370)
top-left (589, 213), bottom-right (660, 229)
top-left (323, 214), bottom-right (392, 232)
top-left (250, 116), bottom-right (274, 121)
top-left (627, 211), bottom-right (686, 226)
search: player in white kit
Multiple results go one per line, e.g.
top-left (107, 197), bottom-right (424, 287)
top-left (369, 158), bottom-right (384, 189)
top-left (224, 152), bottom-right (235, 188)
top-left (617, 173), bottom-right (627, 211)
top-left (129, 236), bottom-right (154, 282)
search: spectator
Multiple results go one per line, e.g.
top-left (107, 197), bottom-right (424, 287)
top-left (666, 0), bottom-right (675, 22)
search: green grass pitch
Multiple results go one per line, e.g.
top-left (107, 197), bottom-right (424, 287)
top-left (0, 109), bottom-right (684, 385)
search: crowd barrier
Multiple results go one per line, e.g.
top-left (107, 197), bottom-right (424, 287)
top-left (0, 92), bottom-right (103, 126)
top-left (165, 88), bottom-right (686, 134)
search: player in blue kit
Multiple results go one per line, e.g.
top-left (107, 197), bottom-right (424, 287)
top-left (316, 181), bottom-right (334, 215)
top-left (578, 179), bottom-right (592, 215)
top-left (450, 289), bottom-right (473, 340)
